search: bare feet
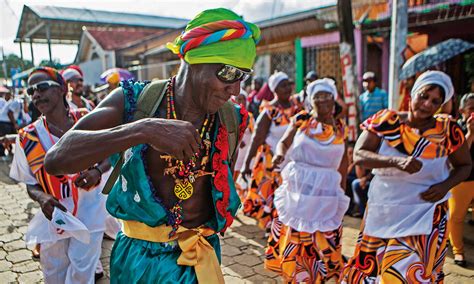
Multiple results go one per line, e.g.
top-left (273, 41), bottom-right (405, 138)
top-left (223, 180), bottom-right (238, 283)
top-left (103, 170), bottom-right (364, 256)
top-left (32, 243), bottom-right (40, 259)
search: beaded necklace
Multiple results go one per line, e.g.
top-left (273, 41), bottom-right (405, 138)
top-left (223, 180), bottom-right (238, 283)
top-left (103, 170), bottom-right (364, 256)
top-left (161, 77), bottom-right (215, 236)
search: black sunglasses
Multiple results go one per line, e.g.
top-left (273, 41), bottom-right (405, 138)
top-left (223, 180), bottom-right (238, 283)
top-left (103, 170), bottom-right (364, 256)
top-left (216, 65), bottom-right (252, 84)
top-left (27, 81), bottom-right (61, 96)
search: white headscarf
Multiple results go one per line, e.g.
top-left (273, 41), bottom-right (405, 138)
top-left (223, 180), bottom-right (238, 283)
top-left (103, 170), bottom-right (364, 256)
top-left (268, 72), bottom-right (289, 92)
top-left (411, 70), bottom-right (454, 104)
top-left (306, 78), bottom-right (337, 102)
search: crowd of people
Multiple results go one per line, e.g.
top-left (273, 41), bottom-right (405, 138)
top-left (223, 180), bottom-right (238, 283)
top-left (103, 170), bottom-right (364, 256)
top-left (0, 7), bottom-right (473, 284)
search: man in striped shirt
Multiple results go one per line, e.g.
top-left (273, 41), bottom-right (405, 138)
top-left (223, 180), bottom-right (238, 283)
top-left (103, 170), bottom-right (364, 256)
top-left (359, 71), bottom-right (388, 121)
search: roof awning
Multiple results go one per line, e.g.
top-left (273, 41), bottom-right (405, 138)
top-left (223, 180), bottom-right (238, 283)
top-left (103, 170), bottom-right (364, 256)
top-left (14, 5), bottom-right (188, 44)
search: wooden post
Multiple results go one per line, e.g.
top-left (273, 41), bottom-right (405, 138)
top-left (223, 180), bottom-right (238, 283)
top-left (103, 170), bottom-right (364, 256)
top-left (337, 0), bottom-right (359, 141)
top-left (388, 0), bottom-right (408, 109)
top-left (19, 41), bottom-right (24, 62)
top-left (46, 23), bottom-right (53, 66)
top-left (29, 38), bottom-right (35, 66)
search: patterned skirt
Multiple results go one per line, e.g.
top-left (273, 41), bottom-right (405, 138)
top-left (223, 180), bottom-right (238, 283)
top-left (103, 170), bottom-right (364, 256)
top-left (243, 144), bottom-right (281, 230)
top-left (341, 202), bottom-right (449, 284)
top-left (265, 217), bottom-right (345, 283)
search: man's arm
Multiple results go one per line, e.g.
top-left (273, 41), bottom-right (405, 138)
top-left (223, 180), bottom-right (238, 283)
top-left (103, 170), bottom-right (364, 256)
top-left (7, 110), bottom-right (19, 131)
top-left (45, 88), bottom-right (201, 175)
top-left (27, 184), bottom-right (66, 220)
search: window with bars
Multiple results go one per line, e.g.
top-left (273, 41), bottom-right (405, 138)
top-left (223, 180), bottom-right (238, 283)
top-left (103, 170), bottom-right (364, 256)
top-left (270, 52), bottom-right (296, 79)
top-left (304, 44), bottom-right (343, 92)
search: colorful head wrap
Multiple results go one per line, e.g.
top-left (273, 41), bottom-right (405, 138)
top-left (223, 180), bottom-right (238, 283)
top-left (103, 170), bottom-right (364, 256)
top-left (411, 70), bottom-right (454, 104)
top-left (61, 65), bottom-right (83, 81)
top-left (167, 8), bottom-right (261, 70)
top-left (28, 67), bottom-right (66, 87)
top-left (106, 72), bottom-right (121, 85)
top-left (307, 78), bottom-right (337, 101)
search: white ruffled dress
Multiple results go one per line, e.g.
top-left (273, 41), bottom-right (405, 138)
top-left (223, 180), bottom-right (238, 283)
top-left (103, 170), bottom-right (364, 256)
top-left (274, 122), bottom-right (350, 233)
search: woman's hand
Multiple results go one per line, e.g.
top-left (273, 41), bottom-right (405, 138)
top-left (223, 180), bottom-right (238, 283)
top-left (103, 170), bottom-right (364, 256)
top-left (393, 156), bottom-right (423, 174)
top-left (240, 165), bottom-right (252, 182)
top-left (272, 155), bottom-right (285, 169)
top-left (420, 183), bottom-right (450, 202)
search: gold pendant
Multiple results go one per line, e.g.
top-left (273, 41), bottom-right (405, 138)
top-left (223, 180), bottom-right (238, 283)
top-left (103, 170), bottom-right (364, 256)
top-left (174, 181), bottom-right (194, 200)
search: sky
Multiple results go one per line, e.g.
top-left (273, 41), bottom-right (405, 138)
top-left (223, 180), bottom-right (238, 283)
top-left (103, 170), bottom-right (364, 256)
top-left (1, 0), bottom-right (334, 64)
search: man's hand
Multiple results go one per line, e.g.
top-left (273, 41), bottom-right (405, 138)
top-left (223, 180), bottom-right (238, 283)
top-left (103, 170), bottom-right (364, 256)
top-left (74, 169), bottom-right (101, 190)
top-left (420, 183), bottom-right (450, 203)
top-left (467, 115), bottom-right (474, 135)
top-left (141, 118), bottom-right (201, 161)
top-left (393, 156), bottom-right (423, 174)
top-left (38, 195), bottom-right (67, 220)
top-left (359, 176), bottom-right (368, 189)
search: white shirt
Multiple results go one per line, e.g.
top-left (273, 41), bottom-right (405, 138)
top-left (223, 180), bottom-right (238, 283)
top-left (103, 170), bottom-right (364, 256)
top-left (10, 119), bottom-right (107, 236)
top-left (0, 98), bottom-right (22, 123)
top-left (274, 128), bottom-right (349, 233)
top-left (0, 98), bottom-right (7, 111)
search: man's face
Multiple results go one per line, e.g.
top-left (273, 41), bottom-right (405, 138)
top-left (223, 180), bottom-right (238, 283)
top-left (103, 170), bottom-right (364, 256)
top-left (363, 79), bottom-right (376, 92)
top-left (190, 63), bottom-right (240, 114)
top-left (235, 94), bottom-right (247, 107)
top-left (406, 77), bottom-right (416, 90)
top-left (347, 146), bottom-right (354, 164)
top-left (460, 98), bottom-right (474, 121)
top-left (28, 73), bottom-right (65, 115)
top-left (68, 77), bottom-right (84, 96)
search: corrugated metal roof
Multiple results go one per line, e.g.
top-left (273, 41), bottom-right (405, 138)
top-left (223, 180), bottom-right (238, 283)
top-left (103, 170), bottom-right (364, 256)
top-left (15, 5), bottom-right (188, 43)
top-left (256, 4), bottom-right (336, 28)
top-left (28, 5), bottom-right (188, 29)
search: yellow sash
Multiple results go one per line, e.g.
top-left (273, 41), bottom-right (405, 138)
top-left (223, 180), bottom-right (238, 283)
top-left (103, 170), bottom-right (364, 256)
top-left (121, 220), bottom-right (224, 284)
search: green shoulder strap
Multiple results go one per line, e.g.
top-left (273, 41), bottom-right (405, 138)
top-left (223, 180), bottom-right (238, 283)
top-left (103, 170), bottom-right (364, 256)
top-left (218, 101), bottom-right (239, 164)
top-left (102, 80), bottom-right (168, 194)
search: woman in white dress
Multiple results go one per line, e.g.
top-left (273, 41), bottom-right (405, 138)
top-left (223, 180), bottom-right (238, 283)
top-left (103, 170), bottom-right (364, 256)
top-left (341, 71), bottom-right (472, 283)
top-left (265, 78), bottom-right (350, 283)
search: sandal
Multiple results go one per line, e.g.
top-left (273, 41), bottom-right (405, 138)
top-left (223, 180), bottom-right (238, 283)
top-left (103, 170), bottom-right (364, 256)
top-left (454, 254), bottom-right (467, 267)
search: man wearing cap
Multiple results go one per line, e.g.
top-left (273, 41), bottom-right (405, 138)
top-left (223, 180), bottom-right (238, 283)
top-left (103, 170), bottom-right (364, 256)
top-left (9, 67), bottom-right (109, 283)
top-left (44, 8), bottom-right (259, 283)
top-left (0, 85), bottom-right (11, 110)
top-left (0, 85), bottom-right (13, 157)
top-left (295, 71), bottom-right (318, 110)
top-left (359, 71), bottom-right (388, 121)
top-left (62, 65), bottom-right (96, 111)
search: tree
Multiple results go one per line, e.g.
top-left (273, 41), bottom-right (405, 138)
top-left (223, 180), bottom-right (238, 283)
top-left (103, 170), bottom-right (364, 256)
top-left (38, 59), bottom-right (63, 70)
top-left (0, 54), bottom-right (34, 78)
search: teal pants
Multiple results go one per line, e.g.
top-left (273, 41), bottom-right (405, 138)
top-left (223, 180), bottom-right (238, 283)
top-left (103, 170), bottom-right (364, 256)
top-left (110, 232), bottom-right (221, 283)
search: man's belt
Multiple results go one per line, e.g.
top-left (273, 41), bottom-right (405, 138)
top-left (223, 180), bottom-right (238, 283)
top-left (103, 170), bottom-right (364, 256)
top-left (121, 220), bottom-right (224, 284)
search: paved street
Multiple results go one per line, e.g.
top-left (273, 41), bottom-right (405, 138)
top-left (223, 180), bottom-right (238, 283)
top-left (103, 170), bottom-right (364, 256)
top-left (1, 160), bottom-right (474, 283)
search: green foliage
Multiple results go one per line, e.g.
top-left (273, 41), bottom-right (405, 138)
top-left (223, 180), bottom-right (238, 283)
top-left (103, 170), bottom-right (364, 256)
top-left (38, 59), bottom-right (64, 70)
top-left (0, 54), bottom-right (34, 78)
top-left (464, 51), bottom-right (474, 80)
